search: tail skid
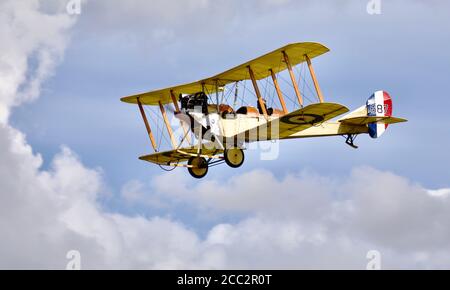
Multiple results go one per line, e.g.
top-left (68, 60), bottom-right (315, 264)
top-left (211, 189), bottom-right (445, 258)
top-left (345, 134), bottom-right (359, 149)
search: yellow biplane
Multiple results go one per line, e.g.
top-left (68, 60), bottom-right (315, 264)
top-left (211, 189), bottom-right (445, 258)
top-left (121, 42), bottom-right (407, 178)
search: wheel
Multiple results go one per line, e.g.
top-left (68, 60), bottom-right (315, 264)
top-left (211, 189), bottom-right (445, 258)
top-left (187, 157), bottom-right (208, 179)
top-left (224, 147), bottom-right (245, 168)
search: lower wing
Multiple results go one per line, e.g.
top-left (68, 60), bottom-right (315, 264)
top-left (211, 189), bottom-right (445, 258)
top-left (237, 102), bottom-right (349, 142)
top-left (139, 144), bottom-right (223, 166)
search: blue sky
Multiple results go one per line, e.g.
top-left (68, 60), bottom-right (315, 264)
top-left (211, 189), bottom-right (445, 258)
top-left (2, 0), bottom-right (450, 269)
top-left (11, 0), bottom-right (450, 189)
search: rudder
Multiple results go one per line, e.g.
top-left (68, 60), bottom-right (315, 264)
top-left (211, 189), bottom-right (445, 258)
top-left (366, 91), bottom-right (392, 138)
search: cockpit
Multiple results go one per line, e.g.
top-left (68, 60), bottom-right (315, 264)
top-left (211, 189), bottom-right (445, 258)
top-left (180, 92), bottom-right (284, 118)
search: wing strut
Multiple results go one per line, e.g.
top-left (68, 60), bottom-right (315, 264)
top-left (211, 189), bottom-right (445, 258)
top-left (283, 51), bottom-right (303, 107)
top-left (137, 97), bottom-right (158, 152)
top-left (158, 101), bottom-right (177, 149)
top-left (305, 54), bottom-right (324, 103)
top-left (248, 65), bottom-right (269, 120)
top-left (269, 69), bottom-right (288, 114)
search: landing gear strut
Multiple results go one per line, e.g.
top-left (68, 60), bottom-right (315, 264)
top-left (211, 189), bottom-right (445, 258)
top-left (345, 134), bottom-right (358, 149)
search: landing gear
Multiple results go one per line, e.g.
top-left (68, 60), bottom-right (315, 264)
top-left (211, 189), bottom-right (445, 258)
top-left (345, 134), bottom-right (358, 149)
top-left (224, 147), bottom-right (245, 168)
top-left (187, 156), bottom-right (209, 179)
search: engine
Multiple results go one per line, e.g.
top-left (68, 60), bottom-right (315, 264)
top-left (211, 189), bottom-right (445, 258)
top-left (180, 92), bottom-right (209, 114)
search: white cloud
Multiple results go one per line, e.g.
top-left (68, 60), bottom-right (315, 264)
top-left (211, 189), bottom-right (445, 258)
top-left (151, 167), bottom-right (450, 269)
top-left (120, 179), bottom-right (168, 208)
top-left (0, 0), bottom-right (75, 123)
top-left (3, 120), bottom-right (450, 268)
top-left (121, 179), bottom-right (145, 203)
top-left (428, 188), bottom-right (450, 197)
top-left (0, 124), bottom-right (210, 269)
top-left (0, 0), bottom-right (199, 269)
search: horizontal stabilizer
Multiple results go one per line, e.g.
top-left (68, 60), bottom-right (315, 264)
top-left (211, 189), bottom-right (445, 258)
top-left (339, 116), bottom-right (407, 126)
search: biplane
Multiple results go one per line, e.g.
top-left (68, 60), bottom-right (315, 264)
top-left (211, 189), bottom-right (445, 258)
top-left (121, 42), bottom-right (407, 178)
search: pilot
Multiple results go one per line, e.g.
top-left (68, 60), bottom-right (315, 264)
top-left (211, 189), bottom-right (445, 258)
top-left (257, 98), bottom-right (273, 115)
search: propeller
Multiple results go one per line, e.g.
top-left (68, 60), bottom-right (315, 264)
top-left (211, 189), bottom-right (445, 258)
top-left (174, 111), bottom-right (191, 126)
top-left (164, 104), bottom-right (176, 114)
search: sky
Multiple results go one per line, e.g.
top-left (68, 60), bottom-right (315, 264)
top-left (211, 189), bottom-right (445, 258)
top-left (1, 0), bottom-right (450, 269)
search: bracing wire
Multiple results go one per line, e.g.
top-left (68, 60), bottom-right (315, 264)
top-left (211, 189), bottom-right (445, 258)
top-left (145, 105), bottom-right (171, 151)
top-left (295, 62), bottom-right (318, 104)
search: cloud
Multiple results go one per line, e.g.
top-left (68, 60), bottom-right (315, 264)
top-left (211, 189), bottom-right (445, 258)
top-left (4, 122), bottom-right (450, 269)
top-left (153, 169), bottom-right (336, 220)
top-left (0, 0), bottom-right (205, 270)
top-left (0, 123), bottom-right (210, 269)
top-left (0, 0), bottom-right (75, 123)
top-left (120, 179), bottom-right (169, 209)
top-left (151, 167), bottom-right (450, 269)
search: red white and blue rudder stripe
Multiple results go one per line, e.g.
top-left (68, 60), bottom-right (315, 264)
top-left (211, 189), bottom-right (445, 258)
top-left (366, 90), bottom-right (393, 138)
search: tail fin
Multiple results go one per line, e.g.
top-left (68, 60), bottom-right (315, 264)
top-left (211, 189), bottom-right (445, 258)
top-left (338, 91), bottom-right (407, 138)
top-left (366, 90), bottom-right (392, 138)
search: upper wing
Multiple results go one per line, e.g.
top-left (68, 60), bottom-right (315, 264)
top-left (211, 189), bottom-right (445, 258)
top-left (121, 42), bottom-right (329, 106)
top-left (139, 144), bottom-right (224, 165)
top-left (339, 116), bottom-right (408, 125)
top-left (237, 103), bottom-right (349, 142)
top-left (121, 80), bottom-right (217, 106)
top-left (207, 42), bottom-right (329, 86)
